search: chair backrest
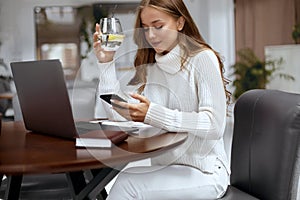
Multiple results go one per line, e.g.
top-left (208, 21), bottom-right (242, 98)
top-left (230, 89), bottom-right (300, 200)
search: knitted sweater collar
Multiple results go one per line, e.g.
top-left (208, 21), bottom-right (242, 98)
top-left (155, 45), bottom-right (182, 74)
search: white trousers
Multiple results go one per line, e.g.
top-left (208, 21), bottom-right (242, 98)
top-left (106, 162), bottom-right (229, 200)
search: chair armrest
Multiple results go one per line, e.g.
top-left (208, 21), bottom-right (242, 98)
top-left (220, 186), bottom-right (260, 200)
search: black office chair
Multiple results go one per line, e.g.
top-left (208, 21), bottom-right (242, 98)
top-left (221, 89), bottom-right (300, 200)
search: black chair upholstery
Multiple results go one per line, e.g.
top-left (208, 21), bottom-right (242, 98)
top-left (221, 89), bottom-right (300, 200)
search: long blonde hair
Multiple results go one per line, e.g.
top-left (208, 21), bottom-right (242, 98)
top-left (128, 0), bottom-right (231, 104)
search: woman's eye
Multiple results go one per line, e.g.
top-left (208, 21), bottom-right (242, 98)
top-left (142, 25), bottom-right (163, 32)
top-left (155, 25), bottom-right (163, 30)
top-left (143, 27), bottom-right (149, 32)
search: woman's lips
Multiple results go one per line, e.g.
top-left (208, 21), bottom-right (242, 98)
top-left (150, 41), bottom-right (161, 47)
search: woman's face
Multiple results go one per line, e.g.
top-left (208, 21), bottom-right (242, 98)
top-left (140, 6), bottom-right (184, 54)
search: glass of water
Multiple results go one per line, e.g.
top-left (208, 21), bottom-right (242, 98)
top-left (99, 17), bottom-right (125, 51)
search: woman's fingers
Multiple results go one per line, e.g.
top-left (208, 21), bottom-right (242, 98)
top-left (93, 23), bottom-right (104, 48)
top-left (112, 103), bottom-right (131, 120)
top-left (96, 23), bottom-right (100, 32)
top-left (93, 23), bottom-right (115, 62)
top-left (130, 93), bottom-right (150, 104)
top-left (111, 99), bottom-right (149, 122)
top-left (93, 24), bottom-right (99, 42)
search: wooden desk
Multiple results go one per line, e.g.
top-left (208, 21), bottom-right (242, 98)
top-left (0, 121), bottom-right (187, 199)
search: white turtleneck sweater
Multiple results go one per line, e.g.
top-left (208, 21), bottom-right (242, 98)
top-left (95, 45), bottom-right (230, 175)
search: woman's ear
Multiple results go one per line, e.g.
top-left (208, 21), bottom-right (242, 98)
top-left (177, 16), bottom-right (185, 31)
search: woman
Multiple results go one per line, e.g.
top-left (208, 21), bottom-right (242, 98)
top-left (93, 0), bottom-right (231, 199)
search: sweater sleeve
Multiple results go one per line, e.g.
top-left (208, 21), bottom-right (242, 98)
top-left (144, 51), bottom-right (227, 140)
top-left (97, 61), bottom-right (120, 93)
top-left (94, 61), bottom-right (125, 120)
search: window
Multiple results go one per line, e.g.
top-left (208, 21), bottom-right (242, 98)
top-left (40, 43), bottom-right (78, 79)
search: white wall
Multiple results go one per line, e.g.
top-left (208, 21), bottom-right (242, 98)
top-left (185, 0), bottom-right (235, 93)
top-left (207, 0), bottom-right (235, 79)
top-left (265, 44), bottom-right (300, 94)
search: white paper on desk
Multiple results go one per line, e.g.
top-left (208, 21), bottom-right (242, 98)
top-left (101, 121), bottom-right (167, 137)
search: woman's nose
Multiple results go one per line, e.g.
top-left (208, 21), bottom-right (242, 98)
top-left (148, 27), bottom-right (156, 39)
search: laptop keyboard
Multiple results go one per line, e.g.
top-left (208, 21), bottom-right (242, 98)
top-left (75, 121), bottom-right (102, 135)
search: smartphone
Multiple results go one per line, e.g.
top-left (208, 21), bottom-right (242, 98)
top-left (100, 94), bottom-right (127, 108)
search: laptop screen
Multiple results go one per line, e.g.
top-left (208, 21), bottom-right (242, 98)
top-left (11, 59), bottom-right (79, 139)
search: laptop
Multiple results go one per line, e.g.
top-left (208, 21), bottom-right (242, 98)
top-left (10, 59), bottom-right (136, 139)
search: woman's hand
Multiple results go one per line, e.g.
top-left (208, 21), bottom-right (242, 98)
top-left (93, 23), bottom-right (116, 63)
top-left (111, 93), bottom-right (150, 122)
